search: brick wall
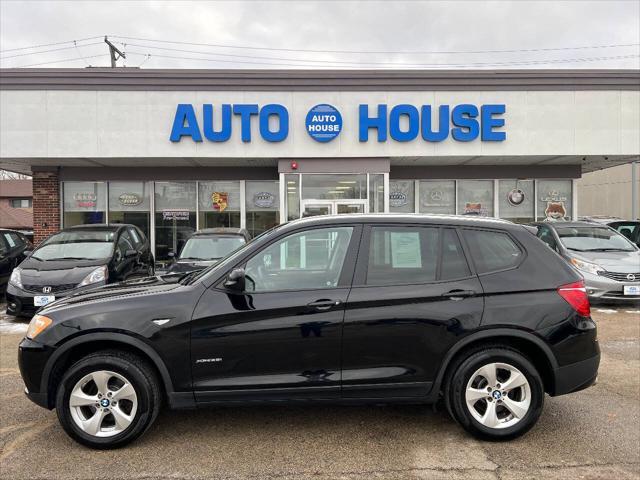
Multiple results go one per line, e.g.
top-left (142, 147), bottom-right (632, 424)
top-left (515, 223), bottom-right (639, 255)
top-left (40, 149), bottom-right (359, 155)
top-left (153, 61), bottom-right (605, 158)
top-left (32, 170), bottom-right (60, 244)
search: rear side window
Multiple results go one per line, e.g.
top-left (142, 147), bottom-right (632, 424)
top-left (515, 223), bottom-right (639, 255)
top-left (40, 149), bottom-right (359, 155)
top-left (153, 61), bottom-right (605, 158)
top-left (463, 229), bottom-right (523, 274)
top-left (365, 226), bottom-right (471, 285)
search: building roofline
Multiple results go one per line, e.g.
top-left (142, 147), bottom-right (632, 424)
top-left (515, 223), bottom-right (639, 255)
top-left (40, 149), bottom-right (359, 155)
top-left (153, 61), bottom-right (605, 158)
top-left (1, 68), bottom-right (638, 91)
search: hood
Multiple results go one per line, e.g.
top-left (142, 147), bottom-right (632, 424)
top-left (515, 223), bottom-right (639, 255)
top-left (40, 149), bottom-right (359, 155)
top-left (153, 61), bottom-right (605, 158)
top-left (570, 250), bottom-right (640, 272)
top-left (19, 260), bottom-right (107, 287)
top-left (167, 259), bottom-right (217, 273)
top-left (40, 275), bottom-right (183, 313)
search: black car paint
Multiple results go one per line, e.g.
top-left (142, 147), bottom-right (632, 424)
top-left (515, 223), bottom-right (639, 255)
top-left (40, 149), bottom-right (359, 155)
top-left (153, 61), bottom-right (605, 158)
top-left (18, 215), bottom-right (599, 412)
top-left (6, 224), bottom-right (154, 317)
top-left (0, 229), bottom-right (32, 295)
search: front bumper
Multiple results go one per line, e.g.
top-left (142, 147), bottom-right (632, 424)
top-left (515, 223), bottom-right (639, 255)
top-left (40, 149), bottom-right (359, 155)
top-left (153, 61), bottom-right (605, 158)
top-left (580, 271), bottom-right (640, 302)
top-left (18, 337), bottom-right (57, 409)
top-left (552, 353), bottom-right (600, 396)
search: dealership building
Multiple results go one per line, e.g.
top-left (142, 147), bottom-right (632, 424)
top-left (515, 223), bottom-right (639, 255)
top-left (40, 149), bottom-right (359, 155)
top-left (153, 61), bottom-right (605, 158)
top-left (1, 68), bottom-right (638, 264)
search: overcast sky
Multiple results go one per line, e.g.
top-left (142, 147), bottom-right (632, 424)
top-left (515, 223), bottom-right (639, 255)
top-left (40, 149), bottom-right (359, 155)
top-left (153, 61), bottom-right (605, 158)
top-left (0, 0), bottom-right (639, 70)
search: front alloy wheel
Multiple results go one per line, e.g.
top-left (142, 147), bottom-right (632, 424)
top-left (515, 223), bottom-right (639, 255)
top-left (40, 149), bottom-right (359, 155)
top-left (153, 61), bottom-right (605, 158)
top-left (56, 350), bottom-right (161, 449)
top-left (68, 370), bottom-right (138, 437)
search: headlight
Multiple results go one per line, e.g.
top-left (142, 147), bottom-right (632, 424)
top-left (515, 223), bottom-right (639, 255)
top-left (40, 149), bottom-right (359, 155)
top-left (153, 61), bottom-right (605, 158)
top-left (570, 257), bottom-right (604, 275)
top-left (78, 266), bottom-right (108, 287)
top-left (27, 314), bottom-right (53, 339)
top-left (9, 268), bottom-right (22, 289)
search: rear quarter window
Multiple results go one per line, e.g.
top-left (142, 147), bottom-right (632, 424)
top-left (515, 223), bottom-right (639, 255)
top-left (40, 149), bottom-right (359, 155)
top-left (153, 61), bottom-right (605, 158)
top-left (462, 229), bottom-right (523, 274)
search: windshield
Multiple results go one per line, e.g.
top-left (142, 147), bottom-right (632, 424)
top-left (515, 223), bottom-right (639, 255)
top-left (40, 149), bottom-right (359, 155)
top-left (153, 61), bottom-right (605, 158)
top-left (557, 226), bottom-right (637, 252)
top-left (179, 236), bottom-right (246, 260)
top-left (33, 230), bottom-right (115, 260)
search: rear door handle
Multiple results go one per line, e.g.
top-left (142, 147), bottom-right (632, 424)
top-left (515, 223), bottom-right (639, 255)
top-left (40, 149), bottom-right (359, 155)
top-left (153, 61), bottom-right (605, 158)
top-left (442, 290), bottom-right (476, 301)
top-left (307, 299), bottom-right (342, 311)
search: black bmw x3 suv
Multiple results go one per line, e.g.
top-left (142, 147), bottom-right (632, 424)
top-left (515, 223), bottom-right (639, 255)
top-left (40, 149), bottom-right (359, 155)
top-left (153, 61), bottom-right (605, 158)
top-left (18, 214), bottom-right (599, 449)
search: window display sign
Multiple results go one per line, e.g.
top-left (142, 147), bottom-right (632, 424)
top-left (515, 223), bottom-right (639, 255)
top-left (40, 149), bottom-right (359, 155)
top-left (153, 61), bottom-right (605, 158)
top-left (211, 192), bottom-right (229, 212)
top-left (162, 210), bottom-right (190, 221)
top-left (457, 180), bottom-right (494, 217)
top-left (389, 191), bottom-right (408, 207)
top-left (74, 193), bottom-right (97, 208)
top-left (537, 180), bottom-right (572, 222)
top-left (391, 232), bottom-right (422, 268)
top-left (118, 193), bottom-right (142, 207)
top-left (253, 192), bottom-right (275, 208)
top-left (419, 180), bottom-right (455, 214)
top-left (389, 180), bottom-right (414, 213)
top-left (499, 180), bottom-right (533, 222)
top-left (63, 182), bottom-right (106, 212)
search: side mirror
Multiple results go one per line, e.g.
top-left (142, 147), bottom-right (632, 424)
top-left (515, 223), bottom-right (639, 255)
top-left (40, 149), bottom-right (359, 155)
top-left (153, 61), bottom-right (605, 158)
top-left (125, 249), bottom-right (137, 258)
top-left (224, 268), bottom-right (246, 291)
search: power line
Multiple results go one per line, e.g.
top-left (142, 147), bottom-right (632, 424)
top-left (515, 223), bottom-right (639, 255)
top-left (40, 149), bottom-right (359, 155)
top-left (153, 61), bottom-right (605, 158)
top-left (126, 50), bottom-right (640, 68)
top-left (111, 35), bottom-right (640, 55)
top-left (0, 36), bottom-right (103, 53)
top-left (0, 42), bottom-right (103, 60)
top-left (15, 54), bottom-right (108, 68)
top-left (118, 41), bottom-right (640, 67)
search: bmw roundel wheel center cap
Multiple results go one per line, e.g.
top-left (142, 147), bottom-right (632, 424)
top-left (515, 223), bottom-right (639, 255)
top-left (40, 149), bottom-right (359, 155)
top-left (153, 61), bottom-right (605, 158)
top-left (100, 398), bottom-right (110, 408)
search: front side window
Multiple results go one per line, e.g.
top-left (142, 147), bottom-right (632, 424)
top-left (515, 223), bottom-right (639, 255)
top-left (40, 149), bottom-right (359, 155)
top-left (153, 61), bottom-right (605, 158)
top-left (116, 231), bottom-right (135, 259)
top-left (556, 226), bottom-right (636, 252)
top-left (34, 230), bottom-right (115, 261)
top-left (463, 229), bottom-right (523, 274)
top-left (536, 225), bottom-right (558, 251)
top-left (244, 227), bottom-right (353, 292)
top-left (366, 227), bottom-right (438, 285)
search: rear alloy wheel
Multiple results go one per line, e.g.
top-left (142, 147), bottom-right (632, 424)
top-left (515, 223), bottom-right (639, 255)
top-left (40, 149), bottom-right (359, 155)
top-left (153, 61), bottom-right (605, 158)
top-left (56, 351), bottom-right (161, 449)
top-left (448, 348), bottom-right (544, 440)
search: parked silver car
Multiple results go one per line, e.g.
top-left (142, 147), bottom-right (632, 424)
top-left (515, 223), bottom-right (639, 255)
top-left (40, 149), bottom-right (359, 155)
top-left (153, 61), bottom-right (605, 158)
top-left (530, 222), bottom-right (640, 302)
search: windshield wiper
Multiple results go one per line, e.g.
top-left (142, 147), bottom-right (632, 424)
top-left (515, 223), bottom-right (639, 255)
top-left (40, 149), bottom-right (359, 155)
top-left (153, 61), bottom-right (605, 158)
top-left (584, 248), bottom-right (632, 252)
top-left (178, 270), bottom-right (200, 285)
top-left (566, 247), bottom-right (586, 252)
top-left (179, 257), bottom-right (207, 261)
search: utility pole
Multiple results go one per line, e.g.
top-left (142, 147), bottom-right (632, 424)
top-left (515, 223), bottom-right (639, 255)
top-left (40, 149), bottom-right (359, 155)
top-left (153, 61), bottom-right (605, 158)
top-left (104, 36), bottom-right (125, 67)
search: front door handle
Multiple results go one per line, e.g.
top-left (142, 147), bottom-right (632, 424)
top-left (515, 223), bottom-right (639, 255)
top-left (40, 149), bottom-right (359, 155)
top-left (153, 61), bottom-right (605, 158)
top-left (307, 299), bottom-right (342, 311)
top-left (441, 290), bottom-right (476, 301)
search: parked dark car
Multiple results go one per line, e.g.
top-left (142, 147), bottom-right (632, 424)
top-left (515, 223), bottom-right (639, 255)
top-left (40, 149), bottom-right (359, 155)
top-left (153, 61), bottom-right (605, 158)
top-left (607, 220), bottom-right (640, 248)
top-left (0, 228), bottom-right (32, 296)
top-left (166, 228), bottom-right (250, 274)
top-left (530, 221), bottom-right (640, 302)
top-left (6, 224), bottom-right (154, 317)
top-left (18, 214), bottom-right (599, 449)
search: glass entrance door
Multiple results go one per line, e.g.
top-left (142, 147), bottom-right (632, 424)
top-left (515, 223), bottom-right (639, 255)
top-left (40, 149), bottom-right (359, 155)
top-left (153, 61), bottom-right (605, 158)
top-left (302, 200), bottom-right (367, 217)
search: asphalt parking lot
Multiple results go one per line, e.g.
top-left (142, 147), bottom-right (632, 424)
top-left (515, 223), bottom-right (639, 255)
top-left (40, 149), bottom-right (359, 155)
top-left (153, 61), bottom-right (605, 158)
top-left (1, 302), bottom-right (638, 480)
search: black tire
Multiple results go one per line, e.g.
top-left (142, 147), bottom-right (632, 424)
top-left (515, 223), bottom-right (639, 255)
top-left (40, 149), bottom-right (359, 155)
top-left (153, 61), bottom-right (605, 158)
top-left (446, 347), bottom-right (544, 441)
top-left (55, 350), bottom-right (162, 449)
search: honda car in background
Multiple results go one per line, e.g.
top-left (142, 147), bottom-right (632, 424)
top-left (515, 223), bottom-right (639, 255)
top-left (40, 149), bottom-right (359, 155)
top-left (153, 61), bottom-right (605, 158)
top-left (1, 229), bottom-right (32, 296)
top-left (166, 228), bottom-right (250, 274)
top-left (6, 224), bottom-right (154, 316)
top-left (530, 221), bottom-right (640, 302)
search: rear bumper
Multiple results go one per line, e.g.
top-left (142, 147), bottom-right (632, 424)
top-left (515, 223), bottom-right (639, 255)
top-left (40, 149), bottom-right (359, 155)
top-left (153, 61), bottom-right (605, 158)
top-left (552, 353), bottom-right (600, 396)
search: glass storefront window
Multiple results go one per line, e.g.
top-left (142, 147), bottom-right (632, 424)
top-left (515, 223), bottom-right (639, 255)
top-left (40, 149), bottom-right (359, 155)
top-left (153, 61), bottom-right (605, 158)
top-left (285, 174), bottom-right (300, 221)
top-left (499, 180), bottom-right (534, 223)
top-left (198, 181), bottom-right (241, 229)
top-left (154, 182), bottom-right (196, 261)
top-left (537, 180), bottom-right (573, 221)
top-left (369, 174), bottom-right (385, 213)
top-left (63, 182), bottom-right (106, 226)
top-left (246, 181), bottom-right (280, 238)
top-left (302, 174), bottom-right (367, 201)
top-left (419, 180), bottom-right (455, 214)
top-left (457, 180), bottom-right (494, 217)
top-left (389, 180), bottom-right (415, 213)
top-left (108, 182), bottom-right (151, 238)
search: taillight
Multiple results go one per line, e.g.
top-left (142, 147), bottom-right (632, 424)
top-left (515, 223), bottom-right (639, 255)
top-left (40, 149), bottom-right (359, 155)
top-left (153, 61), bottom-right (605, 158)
top-left (558, 280), bottom-right (591, 317)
